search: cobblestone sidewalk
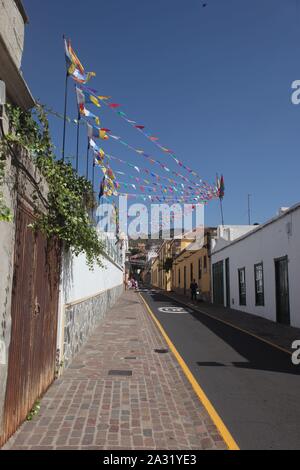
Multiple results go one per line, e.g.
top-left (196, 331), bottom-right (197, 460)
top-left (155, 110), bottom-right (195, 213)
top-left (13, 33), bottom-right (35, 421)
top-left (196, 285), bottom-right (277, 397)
top-left (3, 291), bottom-right (226, 450)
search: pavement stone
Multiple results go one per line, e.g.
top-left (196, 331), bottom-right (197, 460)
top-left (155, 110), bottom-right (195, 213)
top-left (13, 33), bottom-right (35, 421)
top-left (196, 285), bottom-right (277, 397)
top-left (2, 291), bottom-right (226, 450)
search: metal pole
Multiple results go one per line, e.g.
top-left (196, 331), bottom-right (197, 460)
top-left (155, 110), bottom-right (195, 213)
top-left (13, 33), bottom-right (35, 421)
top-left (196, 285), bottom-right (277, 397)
top-left (62, 72), bottom-right (69, 162)
top-left (219, 198), bottom-right (224, 226)
top-left (86, 139), bottom-right (90, 179)
top-left (76, 112), bottom-right (80, 172)
top-left (92, 160), bottom-right (95, 219)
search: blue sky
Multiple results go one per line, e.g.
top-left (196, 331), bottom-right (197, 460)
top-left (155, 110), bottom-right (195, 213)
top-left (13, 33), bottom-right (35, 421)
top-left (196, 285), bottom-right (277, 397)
top-left (22, 0), bottom-right (300, 227)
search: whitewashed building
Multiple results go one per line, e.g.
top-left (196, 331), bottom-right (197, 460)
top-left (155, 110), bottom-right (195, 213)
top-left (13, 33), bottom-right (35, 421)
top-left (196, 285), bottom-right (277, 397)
top-left (211, 204), bottom-right (300, 327)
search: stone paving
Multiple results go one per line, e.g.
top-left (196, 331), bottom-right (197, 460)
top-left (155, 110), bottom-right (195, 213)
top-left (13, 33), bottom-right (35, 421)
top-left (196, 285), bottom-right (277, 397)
top-left (3, 291), bottom-right (226, 450)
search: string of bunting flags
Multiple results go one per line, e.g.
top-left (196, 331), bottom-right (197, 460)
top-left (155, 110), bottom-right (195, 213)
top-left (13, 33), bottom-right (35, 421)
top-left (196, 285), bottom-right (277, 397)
top-left (59, 38), bottom-right (223, 208)
top-left (90, 139), bottom-right (212, 199)
top-left (82, 84), bottom-right (206, 184)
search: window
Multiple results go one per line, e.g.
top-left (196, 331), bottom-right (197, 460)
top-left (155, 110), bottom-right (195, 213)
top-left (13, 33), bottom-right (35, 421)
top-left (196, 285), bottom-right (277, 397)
top-left (190, 263), bottom-right (193, 282)
top-left (238, 268), bottom-right (246, 306)
top-left (178, 268), bottom-right (181, 286)
top-left (254, 263), bottom-right (264, 306)
top-left (198, 258), bottom-right (202, 279)
top-left (203, 256), bottom-right (207, 272)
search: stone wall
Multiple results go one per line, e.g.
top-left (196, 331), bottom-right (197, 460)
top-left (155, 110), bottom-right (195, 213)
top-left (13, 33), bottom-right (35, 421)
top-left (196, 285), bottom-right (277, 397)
top-left (62, 284), bottom-right (123, 369)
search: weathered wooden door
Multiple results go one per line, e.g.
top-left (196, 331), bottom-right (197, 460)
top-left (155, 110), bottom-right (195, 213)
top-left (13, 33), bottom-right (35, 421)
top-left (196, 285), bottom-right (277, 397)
top-left (0, 203), bottom-right (60, 446)
top-left (213, 261), bottom-right (224, 305)
top-left (275, 256), bottom-right (290, 325)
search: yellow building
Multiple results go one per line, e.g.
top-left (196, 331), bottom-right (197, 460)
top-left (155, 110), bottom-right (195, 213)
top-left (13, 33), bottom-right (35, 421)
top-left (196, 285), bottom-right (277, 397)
top-left (151, 228), bottom-right (217, 301)
top-left (151, 237), bottom-right (194, 291)
top-left (151, 240), bottom-right (172, 290)
top-left (151, 256), bottom-right (160, 288)
top-left (172, 228), bottom-right (216, 301)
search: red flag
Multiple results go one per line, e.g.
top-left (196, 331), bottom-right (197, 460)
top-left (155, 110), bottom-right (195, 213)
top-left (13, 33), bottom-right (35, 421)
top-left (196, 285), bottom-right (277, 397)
top-left (135, 125), bottom-right (145, 130)
top-left (109, 103), bottom-right (120, 108)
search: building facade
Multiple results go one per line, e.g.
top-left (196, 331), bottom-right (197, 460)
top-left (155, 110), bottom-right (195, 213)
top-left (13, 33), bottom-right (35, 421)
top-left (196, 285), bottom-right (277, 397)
top-left (172, 228), bottom-right (217, 301)
top-left (211, 204), bottom-right (300, 327)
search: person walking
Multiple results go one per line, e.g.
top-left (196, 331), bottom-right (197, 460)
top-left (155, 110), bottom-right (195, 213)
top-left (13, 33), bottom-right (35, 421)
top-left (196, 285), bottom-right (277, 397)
top-left (190, 279), bottom-right (198, 301)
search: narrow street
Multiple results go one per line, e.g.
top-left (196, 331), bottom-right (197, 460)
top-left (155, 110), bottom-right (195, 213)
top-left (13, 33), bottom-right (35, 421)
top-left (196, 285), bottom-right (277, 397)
top-left (2, 291), bottom-right (226, 451)
top-left (139, 289), bottom-right (300, 450)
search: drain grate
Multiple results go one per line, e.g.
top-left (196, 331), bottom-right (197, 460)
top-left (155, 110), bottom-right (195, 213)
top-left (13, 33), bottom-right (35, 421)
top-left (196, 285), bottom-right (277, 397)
top-left (108, 370), bottom-right (133, 376)
top-left (124, 357), bottom-right (137, 360)
top-left (154, 349), bottom-right (169, 354)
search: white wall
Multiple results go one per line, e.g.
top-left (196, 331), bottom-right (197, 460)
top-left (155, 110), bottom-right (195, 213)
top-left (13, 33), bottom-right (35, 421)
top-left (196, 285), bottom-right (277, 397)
top-left (211, 206), bottom-right (300, 327)
top-left (60, 252), bottom-right (123, 305)
top-left (57, 250), bottom-right (124, 359)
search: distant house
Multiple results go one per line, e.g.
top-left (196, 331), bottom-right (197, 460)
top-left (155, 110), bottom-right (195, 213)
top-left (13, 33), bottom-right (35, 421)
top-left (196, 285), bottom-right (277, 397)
top-left (211, 204), bottom-right (300, 327)
top-left (172, 227), bottom-right (217, 301)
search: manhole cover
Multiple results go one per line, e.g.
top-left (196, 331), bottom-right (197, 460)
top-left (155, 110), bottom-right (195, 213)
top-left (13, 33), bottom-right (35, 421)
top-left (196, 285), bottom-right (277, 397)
top-left (154, 349), bottom-right (169, 354)
top-left (108, 370), bottom-right (133, 376)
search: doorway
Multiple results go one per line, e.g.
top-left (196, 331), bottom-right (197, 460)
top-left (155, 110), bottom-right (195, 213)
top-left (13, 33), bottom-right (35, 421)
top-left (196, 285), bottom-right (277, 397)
top-left (225, 258), bottom-right (230, 308)
top-left (275, 256), bottom-right (290, 325)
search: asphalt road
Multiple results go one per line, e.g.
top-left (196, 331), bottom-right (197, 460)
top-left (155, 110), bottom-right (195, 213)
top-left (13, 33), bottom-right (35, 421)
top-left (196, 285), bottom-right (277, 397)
top-left (140, 288), bottom-right (300, 450)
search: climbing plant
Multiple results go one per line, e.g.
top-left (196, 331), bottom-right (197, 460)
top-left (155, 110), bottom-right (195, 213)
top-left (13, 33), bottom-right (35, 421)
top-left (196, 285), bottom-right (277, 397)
top-left (0, 103), bottom-right (104, 268)
top-left (0, 156), bottom-right (12, 222)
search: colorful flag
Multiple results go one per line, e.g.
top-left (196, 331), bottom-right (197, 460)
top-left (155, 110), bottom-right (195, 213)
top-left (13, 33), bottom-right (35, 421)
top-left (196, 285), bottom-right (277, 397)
top-left (81, 89), bottom-right (102, 108)
top-left (64, 38), bottom-right (95, 84)
top-left (218, 174), bottom-right (225, 199)
top-left (87, 123), bottom-right (109, 140)
top-left (72, 69), bottom-right (96, 84)
top-left (75, 87), bottom-right (85, 107)
top-left (80, 106), bottom-right (100, 125)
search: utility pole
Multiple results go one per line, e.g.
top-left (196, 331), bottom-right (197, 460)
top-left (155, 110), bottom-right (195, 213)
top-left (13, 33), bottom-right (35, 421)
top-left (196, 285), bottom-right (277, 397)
top-left (248, 194), bottom-right (251, 225)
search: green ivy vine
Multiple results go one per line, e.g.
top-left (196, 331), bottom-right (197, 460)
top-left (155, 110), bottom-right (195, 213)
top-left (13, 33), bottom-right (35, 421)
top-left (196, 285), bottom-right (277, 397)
top-left (0, 103), bottom-right (104, 268)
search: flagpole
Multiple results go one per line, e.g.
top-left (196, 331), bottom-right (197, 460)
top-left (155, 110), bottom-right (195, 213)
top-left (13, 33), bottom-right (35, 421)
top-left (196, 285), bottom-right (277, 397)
top-left (76, 112), bottom-right (80, 172)
top-left (86, 138), bottom-right (90, 179)
top-left (62, 71), bottom-right (69, 162)
top-left (92, 160), bottom-right (95, 220)
top-left (219, 197), bottom-right (224, 226)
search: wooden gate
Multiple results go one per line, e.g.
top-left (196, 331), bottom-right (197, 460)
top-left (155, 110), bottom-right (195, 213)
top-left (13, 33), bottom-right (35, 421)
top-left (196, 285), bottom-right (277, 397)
top-left (0, 203), bottom-right (61, 446)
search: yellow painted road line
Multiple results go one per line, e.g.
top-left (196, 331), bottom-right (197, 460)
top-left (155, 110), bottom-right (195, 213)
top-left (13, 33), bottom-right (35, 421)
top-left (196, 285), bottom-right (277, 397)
top-left (166, 293), bottom-right (292, 357)
top-left (139, 293), bottom-right (240, 451)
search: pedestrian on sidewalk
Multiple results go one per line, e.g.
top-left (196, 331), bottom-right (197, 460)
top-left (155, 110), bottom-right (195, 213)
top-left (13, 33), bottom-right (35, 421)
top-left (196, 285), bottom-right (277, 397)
top-left (190, 279), bottom-right (198, 301)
